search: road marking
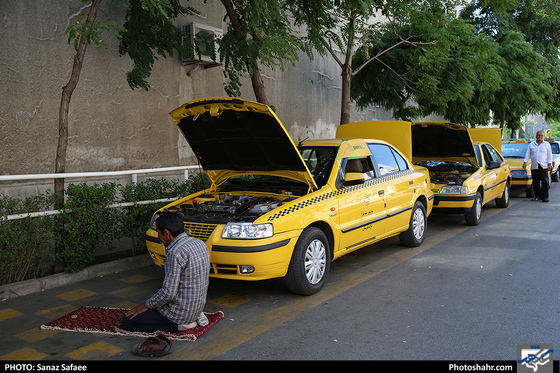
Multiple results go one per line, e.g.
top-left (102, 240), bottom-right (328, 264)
top-left (56, 289), bottom-right (96, 301)
top-left (65, 341), bottom-right (123, 360)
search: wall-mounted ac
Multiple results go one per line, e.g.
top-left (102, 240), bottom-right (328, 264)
top-left (181, 22), bottom-right (223, 66)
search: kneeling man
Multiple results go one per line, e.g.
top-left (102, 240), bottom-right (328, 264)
top-left (121, 212), bottom-right (210, 332)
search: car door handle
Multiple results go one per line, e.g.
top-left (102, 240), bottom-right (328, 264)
top-left (409, 181), bottom-right (414, 185)
top-left (378, 190), bottom-right (384, 195)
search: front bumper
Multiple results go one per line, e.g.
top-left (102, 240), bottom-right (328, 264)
top-left (431, 193), bottom-right (476, 213)
top-left (145, 228), bottom-right (299, 281)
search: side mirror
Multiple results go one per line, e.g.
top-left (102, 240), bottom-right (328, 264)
top-left (343, 172), bottom-right (365, 186)
top-left (488, 161), bottom-right (501, 169)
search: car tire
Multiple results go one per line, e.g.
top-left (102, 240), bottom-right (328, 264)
top-left (285, 227), bottom-right (330, 296)
top-left (465, 191), bottom-right (482, 226)
top-left (525, 187), bottom-right (534, 198)
top-left (552, 169), bottom-right (559, 182)
top-left (495, 182), bottom-right (510, 208)
top-left (399, 201), bottom-right (426, 247)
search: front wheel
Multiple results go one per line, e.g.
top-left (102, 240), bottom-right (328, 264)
top-left (399, 201), bottom-right (426, 247)
top-left (285, 227), bottom-right (330, 296)
top-left (465, 191), bottom-right (482, 226)
top-left (495, 182), bottom-right (510, 208)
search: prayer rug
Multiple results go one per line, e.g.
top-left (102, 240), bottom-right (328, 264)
top-left (41, 306), bottom-right (224, 341)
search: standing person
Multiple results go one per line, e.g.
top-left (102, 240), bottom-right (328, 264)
top-left (523, 131), bottom-right (553, 202)
top-left (121, 212), bottom-right (210, 333)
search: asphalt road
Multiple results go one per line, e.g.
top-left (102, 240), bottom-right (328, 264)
top-left (1, 183), bottom-right (559, 369)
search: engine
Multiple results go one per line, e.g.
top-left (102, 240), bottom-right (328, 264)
top-left (179, 194), bottom-right (287, 223)
top-left (429, 170), bottom-right (471, 185)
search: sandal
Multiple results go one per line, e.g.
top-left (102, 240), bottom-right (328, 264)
top-left (532, 197), bottom-right (539, 201)
top-left (132, 334), bottom-right (173, 357)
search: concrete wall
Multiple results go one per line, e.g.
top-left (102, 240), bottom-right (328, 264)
top-left (0, 0), bottom-right (424, 182)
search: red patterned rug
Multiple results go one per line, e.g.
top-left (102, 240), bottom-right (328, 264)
top-left (41, 306), bottom-right (224, 341)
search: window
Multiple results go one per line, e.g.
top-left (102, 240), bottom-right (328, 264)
top-left (368, 144), bottom-right (404, 176)
top-left (344, 157), bottom-right (376, 180)
top-left (481, 144), bottom-right (503, 165)
top-left (299, 146), bottom-right (337, 187)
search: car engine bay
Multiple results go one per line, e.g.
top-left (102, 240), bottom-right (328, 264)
top-left (177, 193), bottom-right (295, 223)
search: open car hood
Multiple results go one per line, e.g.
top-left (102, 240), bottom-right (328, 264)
top-left (412, 122), bottom-right (477, 164)
top-left (169, 97), bottom-right (318, 190)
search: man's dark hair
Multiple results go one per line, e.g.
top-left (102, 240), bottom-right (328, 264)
top-left (156, 212), bottom-right (185, 237)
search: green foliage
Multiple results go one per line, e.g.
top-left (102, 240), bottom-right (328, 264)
top-left (219, 0), bottom-right (312, 97)
top-left (350, 0), bottom-right (559, 129)
top-left (66, 0), bottom-right (121, 51)
top-left (462, 0), bottom-right (559, 128)
top-left (351, 3), bottom-right (495, 124)
top-left (55, 182), bottom-right (120, 273)
top-left (118, 0), bottom-right (198, 90)
top-left (0, 194), bottom-right (56, 285)
top-left (0, 174), bottom-right (210, 284)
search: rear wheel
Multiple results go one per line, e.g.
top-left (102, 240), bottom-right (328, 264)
top-left (399, 201), bottom-right (426, 247)
top-left (465, 191), bottom-right (482, 226)
top-left (285, 227), bottom-right (330, 296)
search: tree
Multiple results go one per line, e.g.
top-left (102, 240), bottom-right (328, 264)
top-left (218, 0), bottom-right (311, 107)
top-left (54, 0), bottom-right (196, 272)
top-left (292, 0), bottom-right (463, 125)
top-left (350, 1), bottom-right (497, 125)
top-left (54, 0), bottom-right (105, 273)
top-left (118, 0), bottom-right (198, 90)
top-left (488, 31), bottom-right (551, 130)
top-left (461, 0), bottom-right (559, 129)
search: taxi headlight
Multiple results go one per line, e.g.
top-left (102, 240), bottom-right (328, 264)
top-left (222, 223), bottom-right (273, 239)
top-left (440, 185), bottom-right (468, 194)
top-left (511, 169), bottom-right (530, 176)
top-left (149, 214), bottom-right (159, 230)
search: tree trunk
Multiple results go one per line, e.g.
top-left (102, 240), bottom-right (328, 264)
top-left (499, 108), bottom-right (506, 129)
top-left (220, 0), bottom-right (270, 106)
top-left (53, 0), bottom-right (103, 273)
top-left (339, 15), bottom-right (356, 126)
top-left (340, 64), bottom-right (352, 125)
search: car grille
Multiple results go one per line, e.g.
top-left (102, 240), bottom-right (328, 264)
top-left (184, 222), bottom-right (218, 242)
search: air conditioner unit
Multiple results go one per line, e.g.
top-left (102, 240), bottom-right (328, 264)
top-left (181, 22), bottom-right (223, 66)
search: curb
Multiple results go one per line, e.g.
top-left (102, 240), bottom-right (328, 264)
top-left (0, 254), bottom-right (154, 301)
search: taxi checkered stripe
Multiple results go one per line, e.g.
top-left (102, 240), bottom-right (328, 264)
top-left (266, 169), bottom-right (415, 222)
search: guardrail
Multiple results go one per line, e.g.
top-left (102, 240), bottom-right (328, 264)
top-left (1, 165), bottom-right (201, 221)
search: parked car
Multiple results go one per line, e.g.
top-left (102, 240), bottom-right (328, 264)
top-left (546, 139), bottom-right (560, 182)
top-left (337, 121), bottom-right (511, 226)
top-left (501, 140), bottom-right (533, 197)
top-left (145, 98), bottom-right (434, 295)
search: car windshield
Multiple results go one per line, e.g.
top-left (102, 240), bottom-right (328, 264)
top-left (220, 175), bottom-right (309, 195)
top-left (502, 143), bottom-right (528, 158)
top-left (298, 146), bottom-right (338, 187)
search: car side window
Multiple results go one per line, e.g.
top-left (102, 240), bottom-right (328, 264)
top-left (344, 157), bottom-right (376, 181)
top-left (367, 143), bottom-right (403, 176)
top-left (392, 148), bottom-right (409, 171)
top-left (481, 144), bottom-right (502, 165)
top-left (486, 145), bottom-right (504, 163)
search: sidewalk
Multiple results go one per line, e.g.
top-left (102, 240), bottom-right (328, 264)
top-left (0, 254), bottom-right (153, 302)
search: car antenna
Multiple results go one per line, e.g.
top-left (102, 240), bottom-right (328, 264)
top-left (298, 137), bottom-right (309, 146)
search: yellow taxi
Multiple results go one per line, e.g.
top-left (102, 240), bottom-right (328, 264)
top-left (145, 97), bottom-right (434, 295)
top-left (501, 140), bottom-right (533, 197)
top-left (337, 121), bottom-right (511, 226)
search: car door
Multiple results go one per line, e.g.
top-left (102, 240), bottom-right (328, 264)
top-left (368, 143), bottom-right (417, 233)
top-left (335, 155), bottom-right (387, 253)
top-left (479, 144), bottom-right (506, 201)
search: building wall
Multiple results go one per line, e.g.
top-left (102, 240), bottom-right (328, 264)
top-left (0, 0), bottom-right (424, 180)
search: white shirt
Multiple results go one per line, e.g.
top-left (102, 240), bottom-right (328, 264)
top-left (524, 140), bottom-right (552, 169)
